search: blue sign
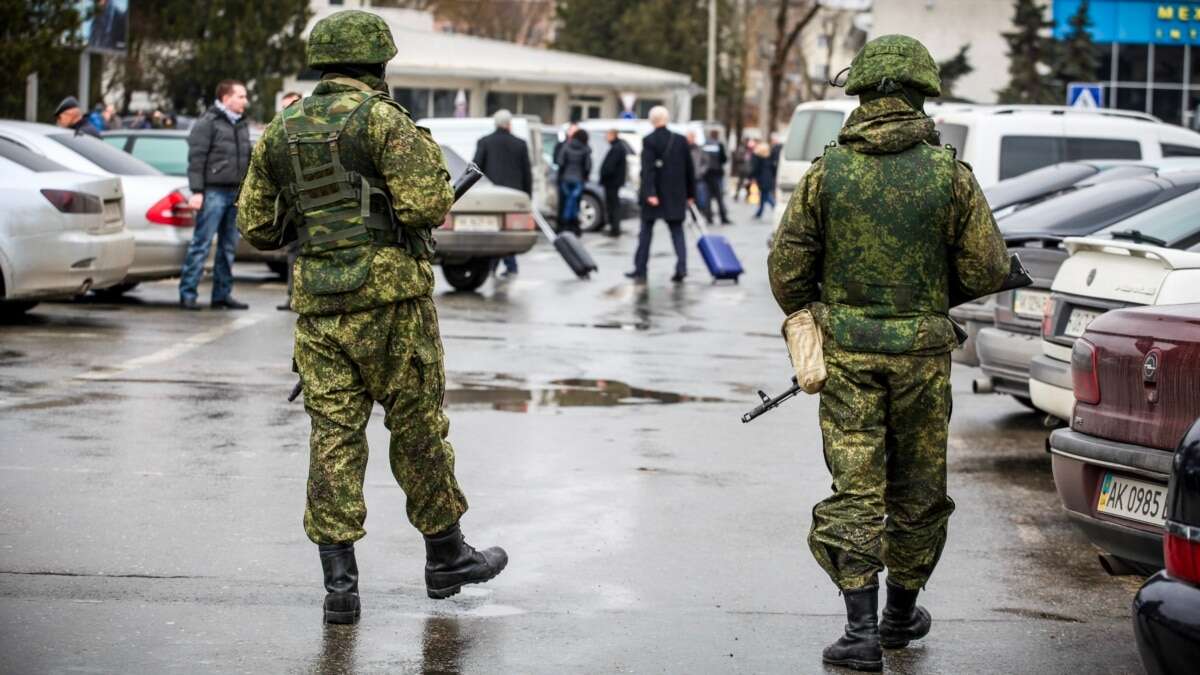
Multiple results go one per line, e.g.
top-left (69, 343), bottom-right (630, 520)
top-left (619, 111), bottom-right (636, 120)
top-left (1068, 82), bottom-right (1105, 107)
top-left (1054, 0), bottom-right (1200, 44)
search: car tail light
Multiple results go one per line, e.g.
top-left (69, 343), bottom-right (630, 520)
top-left (504, 212), bottom-right (535, 230)
top-left (41, 189), bottom-right (102, 214)
top-left (146, 191), bottom-right (194, 227)
top-left (1164, 523), bottom-right (1200, 585)
top-left (1042, 297), bottom-right (1058, 338)
top-left (1071, 338), bottom-right (1100, 405)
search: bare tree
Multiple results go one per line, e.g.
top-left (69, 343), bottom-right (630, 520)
top-left (766, 0), bottom-right (820, 132)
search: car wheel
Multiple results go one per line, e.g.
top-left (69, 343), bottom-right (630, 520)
top-left (266, 260), bottom-right (289, 278)
top-left (442, 258), bottom-right (493, 292)
top-left (0, 301), bottom-right (38, 318)
top-left (93, 281), bottom-right (140, 298)
top-left (579, 193), bottom-right (602, 232)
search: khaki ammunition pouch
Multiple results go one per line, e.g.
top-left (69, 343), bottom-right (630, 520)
top-left (782, 309), bottom-right (827, 394)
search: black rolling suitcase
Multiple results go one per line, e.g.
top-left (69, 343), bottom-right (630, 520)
top-left (533, 211), bottom-right (597, 279)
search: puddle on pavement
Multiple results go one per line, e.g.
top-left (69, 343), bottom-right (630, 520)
top-left (446, 376), bottom-right (723, 412)
top-left (566, 321), bottom-right (651, 331)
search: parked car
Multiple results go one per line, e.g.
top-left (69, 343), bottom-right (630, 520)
top-left (0, 139), bottom-right (134, 316)
top-left (101, 128), bottom-right (286, 276)
top-left (983, 160), bottom-right (1163, 218)
top-left (434, 146), bottom-right (537, 291)
top-left (1032, 239), bottom-right (1200, 422)
top-left (1049, 304), bottom-right (1200, 574)
top-left (0, 121), bottom-right (193, 295)
top-left (955, 169), bottom-right (1200, 371)
top-left (1133, 417), bottom-right (1200, 675)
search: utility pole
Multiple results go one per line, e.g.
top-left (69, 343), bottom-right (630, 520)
top-left (25, 73), bottom-right (38, 122)
top-left (706, 0), bottom-right (717, 121)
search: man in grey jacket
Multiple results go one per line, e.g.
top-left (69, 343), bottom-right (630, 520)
top-left (179, 79), bottom-right (251, 310)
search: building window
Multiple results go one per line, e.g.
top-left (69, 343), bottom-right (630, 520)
top-left (1118, 44), bottom-right (1149, 82)
top-left (484, 92), bottom-right (556, 123)
top-left (569, 95), bottom-right (604, 122)
top-left (485, 92), bottom-right (519, 116)
top-left (432, 89), bottom-right (467, 118)
top-left (1152, 88), bottom-right (1184, 126)
top-left (393, 88), bottom-right (468, 119)
top-left (635, 99), bottom-right (664, 118)
top-left (393, 88), bottom-right (430, 118)
top-left (1154, 45), bottom-right (1185, 84)
top-left (1116, 87), bottom-right (1148, 114)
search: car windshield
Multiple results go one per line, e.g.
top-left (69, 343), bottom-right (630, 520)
top-left (783, 109), bottom-right (845, 162)
top-left (999, 177), bottom-right (1172, 237)
top-left (1096, 187), bottom-right (1200, 246)
top-left (0, 137), bottom-right (69, 172)
top-left (984, 162), bottom-right (1099, 211)
top-left (50, 133), bottom-right (162, 176)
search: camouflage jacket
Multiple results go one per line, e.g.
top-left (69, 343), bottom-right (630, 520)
top-left (237, 73), bottom-right (453, 316)
top-left (768, 97), bottom-right (1009, 355)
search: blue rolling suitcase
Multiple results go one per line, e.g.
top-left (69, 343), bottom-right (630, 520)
top-left (688, 205), bottom-right (743, 283)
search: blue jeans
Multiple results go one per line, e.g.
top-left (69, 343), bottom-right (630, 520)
top-left (560, 180), bottom-right (584, 223)
top-left (755, 185), bottom-right (776, 219)
top-left (179, 188), bottom-right (239, 303)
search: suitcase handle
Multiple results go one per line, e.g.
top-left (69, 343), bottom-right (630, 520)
top-left (686, 202), bottom-right (709, 238)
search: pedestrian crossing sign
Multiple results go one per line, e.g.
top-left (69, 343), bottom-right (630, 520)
top-left (1067, 83), bottom-right (1105, 109)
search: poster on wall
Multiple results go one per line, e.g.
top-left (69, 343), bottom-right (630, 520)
top-left (79, 0), bottom-right (129, 54)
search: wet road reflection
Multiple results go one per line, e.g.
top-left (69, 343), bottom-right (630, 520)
top-left (311, 623), bottom-right (359, 675)
top-left (421, 616), bottom-right (466, 674)
top-left (445, 376), bottom-right (725, 412)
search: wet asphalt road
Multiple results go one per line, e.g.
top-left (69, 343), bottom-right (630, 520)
top-left (0, 200), bottom-right (1145, 674)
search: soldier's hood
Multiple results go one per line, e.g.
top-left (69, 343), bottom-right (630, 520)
top-left (313, 72), bottom-right (389, 96)
top-left (838, 97), bottom-right (938, 155)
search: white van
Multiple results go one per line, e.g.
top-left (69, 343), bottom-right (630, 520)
top-left (1029, 237), bottom-right (1200, 421)
top-left (775, 102), bottom-right (1200, 222)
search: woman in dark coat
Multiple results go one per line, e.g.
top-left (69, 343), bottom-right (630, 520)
top-left (750, 141), bottom-right (777, 220)
top-left (555, 129), bottom-right (592, 235)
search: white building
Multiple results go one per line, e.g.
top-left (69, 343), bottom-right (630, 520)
top-left (286, 1), bottom-right (695, 123)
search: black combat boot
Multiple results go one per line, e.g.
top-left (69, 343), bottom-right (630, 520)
top-left (878, 580), bottom-right (932, 649)
top-left (822, 585), bottom-right (883, 672)
top-left (423, 523), bottom-right (508, 599)
top-left (319, 543), bottom-right (360, 624)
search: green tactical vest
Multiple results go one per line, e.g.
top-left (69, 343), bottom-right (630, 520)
top-left (276, 81), bottom-right (407, 296)
top-left (819, 142), bottom-right (958, 354)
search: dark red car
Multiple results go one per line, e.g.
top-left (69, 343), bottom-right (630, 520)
top-left (1048, 302), bottom-right (1200, 574)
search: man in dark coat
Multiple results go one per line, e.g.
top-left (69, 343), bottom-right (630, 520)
top-left (52, 97), bottom-right (101, 138)
top-left (473, 109), bottom-right (532, 276)
top-left (598, 129), bottom-right (631, 237)
top-left (701, 129), bottom-right (732, 225)
top-left (628, 106), bottom-right (695, 283)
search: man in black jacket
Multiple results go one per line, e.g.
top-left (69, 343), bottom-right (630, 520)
top-left (179, 79), bottom-right (251, 310)
top-left (628, 106), bottom-right (695, 284)
top-left (473, 109), bottom-right (532, 276)
top-left (52, 97), bottom-right (101, 138)
top-left (701, 129), bottom-right (731, 225)
top-left (599, 129), bottom-right (631, 237)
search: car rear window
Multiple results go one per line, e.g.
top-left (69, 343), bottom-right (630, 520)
top-left (937, 123), bottom-right (969, 158)
top-left (1000, 177), bottom-right (1167, 237)
top-left (999, 136), bottom-right (1142, 180)
top-left (984, 162), bottom-right (1098, 210)
top-left (128, 136), bottom-right (188, 176)
top-left (0, 137), bottom-right (69, 172)
top-left (1162, 143), bottom-right (1200, 157)
top-left (49, 133), bottom-right (162, 176)
top-left (784, 110), bottom-right (844, 161)
top-left (1096, 185), bottom-right (1200, 247)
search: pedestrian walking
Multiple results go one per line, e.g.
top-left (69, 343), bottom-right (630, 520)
top-left (767, 35), bottom-right (1010, 672)
top-left (555, 127), bottom-right (591, 236)
top-left (554, 122), bottom-right (578, 225)
top-left (750, 141), bottom-right (777, 220)
top-left (473, 109), bottom-right (533, 276)
top-left (627, 105), bottom-right (695, 284)
top-left (733, 138), bottom-right (756, 201)
top-left (237, 9), bottom-right (506, 624)
top-left (276, 91), bottom-right (304, 312)
top-left (52, 97), bottom-right (101, 138)
top-left (701, 129), bottom-right (732, 225)
top-left (687, 130), bottom-right (709, 220)
top-left (599, 129), bottom-right (632, 237)
top-left (178, 79), bottom-right (251, 310)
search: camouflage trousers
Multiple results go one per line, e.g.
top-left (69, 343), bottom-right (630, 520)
top-left (294, 297), bottom-right (468, 544)
top-left (809, 345), bottom-right (955, 591)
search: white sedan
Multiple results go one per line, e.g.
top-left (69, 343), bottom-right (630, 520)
top-left (0, 121), bottom-right (193, 296)
top-left (0, 140), bottom-right (134, 317)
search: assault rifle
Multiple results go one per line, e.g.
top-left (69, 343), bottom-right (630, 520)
top-left (741, 377), bottom-right (802, 423)
top-left (288, 163), bottom-right (486, 403)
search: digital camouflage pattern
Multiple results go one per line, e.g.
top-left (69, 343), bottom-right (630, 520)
top-left (811, 345), bottom-right (954, 590)
top-left (238, 73), bottom-right (452, 316)
top-left (237, 71), bottom-right (463, 545)
top-left (296, 297), bottom-right (467, 542)
top-left (767, 87), bottom-right (1008, 591)
top-left (306, 10), bottom-right (398, 68)
top-left (844, 34), bottom-right (941, 97)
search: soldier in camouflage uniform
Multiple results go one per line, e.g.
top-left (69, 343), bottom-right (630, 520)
top-left (237, 10), bottom-right (506, 624)
top-left (767, 35), bottom-right (1009, 671)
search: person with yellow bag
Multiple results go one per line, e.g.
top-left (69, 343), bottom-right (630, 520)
top-left (767, 34), bottom-right (1009, 672)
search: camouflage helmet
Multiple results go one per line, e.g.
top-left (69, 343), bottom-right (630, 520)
top-left (306, 10), bottom-right (398, 68)
top-left (844, 34), bottom-right (941, 98)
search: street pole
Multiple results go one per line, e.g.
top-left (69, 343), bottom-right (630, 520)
top-left (706, 0), bottom-right (717, 122)
top-left (25, 73), bottom-right (38, 122)
top-left (79, 51), bottom-right (91, 111)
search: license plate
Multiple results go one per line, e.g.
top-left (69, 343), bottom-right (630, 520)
top-left (454, 214), bottom-right (500, 232)
top-left (1013, 289), bottom-right (1051, 319)
top-left (103, 200), bottom-right (123, 225)
top-left (1064, 308), bottom-right (1101, 338)
top-left (1097, 473), bottom-right (1167, 526)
